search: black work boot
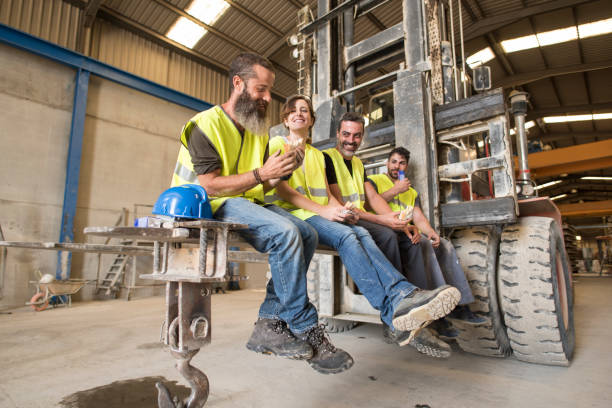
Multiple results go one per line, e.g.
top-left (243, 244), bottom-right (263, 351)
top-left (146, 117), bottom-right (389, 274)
top-left (382, 324), bottom-right (451, 358)
top-left (246, 318), bottom-right (313, 360)
top-left (430, 318), bottom-right (459, 342)
top-left (449, 305), bottom-right (486, 325)
top-left (298, 325), bottom-right (354, 374)
top-left (392, 285), bottom-right (461, 332)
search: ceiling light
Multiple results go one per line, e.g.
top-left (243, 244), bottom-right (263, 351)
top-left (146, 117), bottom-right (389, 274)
top-left (593, 113), bottom-right (612, 120)
top-left (187, 0), bottom-right (230, 25)
top-left (501, 35), bottom-right (539, 53)
top-left (543, 114), bottom-right (596, 123)
top-left (166, 0), bottom-right (230, 49)
top-left (551, 193), bottom-right (568, 201)
top-left (509, 120), bottom-right (535, 135)
top-left (537, 27), bottom-right (578, 46)
top-left (166, 17), bottom-right (207, 48)
top-left (288, 34), bottom-right (299, 46)
top-left (578, 17), bottom-right (612, 39)
top-left (500, 17), bottom-right (612, 55)
top-left (576, 235), bottom-right (581, 241)
top-left (535, 180), bottom-right (563, 190)
top-left (581, 176), bottom-right (612, 181)
top-left (571, 188), bottom-right (578, 193)
top-left (466, 47), bottom-right (495, 68)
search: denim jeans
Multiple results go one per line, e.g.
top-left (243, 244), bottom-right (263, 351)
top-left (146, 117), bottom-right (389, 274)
top-left (305, 215), bottom-right (417, 327)
top-left (214, 198), bottom-right (319, 333)
top-left (419, 235), bottom-right (474, 305)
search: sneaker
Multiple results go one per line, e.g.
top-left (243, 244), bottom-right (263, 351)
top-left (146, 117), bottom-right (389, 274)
top-left (392, 285), bottom-right (461, 332)
top-left (246, 318), bottom-right (313, 360)
top-left (298, 325), bottom-right (354, 374)
top-left (382, 324), bottom-right (451, 358)
top-left (449, 305), bottom-right (486, 325)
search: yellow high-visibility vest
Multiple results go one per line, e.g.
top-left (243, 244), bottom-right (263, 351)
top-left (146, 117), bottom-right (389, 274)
top-left (265, 136), bottom-right (328, 220)
top-left (367, 173), bottom-right (418, 211)
top-left (323, 148), bottom-right (366, 210)
top-left (171, 106), bottom-right (268, 213)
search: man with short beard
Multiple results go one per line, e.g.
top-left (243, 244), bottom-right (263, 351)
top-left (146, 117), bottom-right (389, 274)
top-left (170, 53), bottom-right (353, 374)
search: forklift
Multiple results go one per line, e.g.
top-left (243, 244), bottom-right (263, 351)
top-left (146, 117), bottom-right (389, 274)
top-left (289, 0), bottom-right (574, 366)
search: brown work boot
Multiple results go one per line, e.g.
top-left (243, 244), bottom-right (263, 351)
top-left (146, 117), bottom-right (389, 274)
top-left (246, 318), bottom-right (313, 360)
top-left (298, 325), bottom-right (354, 374)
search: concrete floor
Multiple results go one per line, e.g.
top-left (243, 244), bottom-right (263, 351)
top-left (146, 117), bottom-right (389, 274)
top-left (1, 277), bottom-right (611, 408)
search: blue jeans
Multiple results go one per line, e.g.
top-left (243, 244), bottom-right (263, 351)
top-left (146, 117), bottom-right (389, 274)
top-left (215, 198), bottom-right (319, 333)
top-left (305, 215), bottom-right (417, 327)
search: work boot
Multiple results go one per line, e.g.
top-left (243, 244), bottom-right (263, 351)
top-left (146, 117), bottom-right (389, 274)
top-left (449, 305), bottom-right (486, 324)
top-left (246, 318), bottom-right (313, 360)
top-left (430, 318), bottom-right (459, 342)
top-left (382, 324), bottom-right (452, 358)
top-left (298, 325), bottom-right (354, 374)
top-left (392, 285), bottom-right (461, 332)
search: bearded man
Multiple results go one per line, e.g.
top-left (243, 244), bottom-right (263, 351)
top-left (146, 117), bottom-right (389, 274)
top-left (170, 53), bottom-right (353, 374)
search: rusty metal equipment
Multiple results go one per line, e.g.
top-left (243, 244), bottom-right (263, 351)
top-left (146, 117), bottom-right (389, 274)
top-left (84, 219), bottom-right (248, 408)
top-left (295, 0), bottom-right (574, 366)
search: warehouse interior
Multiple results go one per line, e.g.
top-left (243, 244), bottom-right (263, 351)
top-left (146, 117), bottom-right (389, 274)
top-left (1, 0), bottom-right (611, 407)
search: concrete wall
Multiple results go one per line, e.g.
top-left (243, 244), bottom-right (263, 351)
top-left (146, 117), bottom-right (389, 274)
top-left (0, 42), bottom-right (197, 308)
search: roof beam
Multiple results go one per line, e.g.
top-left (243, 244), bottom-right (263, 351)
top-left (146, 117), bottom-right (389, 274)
top-left (96, 7), bottom-right (290, 100)
top-left (556, 199), bottom-right (612, 217)
top-left (151, 0), bottom-right (296, 80)
top-left (527, 103), bottom-right (612, 121)
top-left (496, 60), bottom-right (612, 88)
top-left (463, 0), bottom-right (593, 42)
top-left (526, 139), bottom-right (612, 179)
top-left (224, 0), bottom-right (284, 37)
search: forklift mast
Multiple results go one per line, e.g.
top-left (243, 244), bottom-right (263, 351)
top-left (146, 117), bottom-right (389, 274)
top-left (298, 0), bottom-right (518, 231)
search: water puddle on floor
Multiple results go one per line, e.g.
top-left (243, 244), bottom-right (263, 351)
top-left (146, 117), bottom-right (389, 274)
top-left (59, 376), bottom-right (190, 407)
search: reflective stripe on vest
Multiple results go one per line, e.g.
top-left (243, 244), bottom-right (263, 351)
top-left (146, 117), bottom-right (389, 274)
top-left (367, 173), bottom-right (418, 212)
top-left (266, 137), bottom-right (328, 220)
top-left (171, 106), bottom-right (268, 213)
top-left (324, 147), bottom-right (366, 210)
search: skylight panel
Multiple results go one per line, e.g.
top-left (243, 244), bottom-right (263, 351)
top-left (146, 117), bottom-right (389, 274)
top-left (187, 0), bottom-right (230, 25)
top-left (542, 113), bottom-right (612, 123)
top-left (537, 26), bottom-right (578, 46)
top-left (501, 35), bottom-right (539, 53)
top-left (466, 47), bottom-right (495, 68)
top-left (167, 17), bottom-right (207, 48)
top-left (165, 0), bottom-right (230, 49)
top-left (578, 17), bottom-right (612, 39)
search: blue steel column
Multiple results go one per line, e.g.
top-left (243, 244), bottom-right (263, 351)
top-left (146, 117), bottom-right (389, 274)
top-left (56, 68), bottom-right (90, 279)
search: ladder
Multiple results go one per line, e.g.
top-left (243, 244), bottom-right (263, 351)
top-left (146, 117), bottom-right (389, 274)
top-left (96, 240), bottom-right (132, 297)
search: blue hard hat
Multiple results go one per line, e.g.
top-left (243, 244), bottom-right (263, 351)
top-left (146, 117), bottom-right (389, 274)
top-left (152, 184), bottom-right (213, 219)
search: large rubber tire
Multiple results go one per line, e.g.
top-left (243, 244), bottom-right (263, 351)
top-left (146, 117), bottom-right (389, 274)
top-left (498, 217), bottom-right (575, 366)
top-left (306, 256), bottom-right (358, 333)
top-left (450, 227), bottom-right (512, 357)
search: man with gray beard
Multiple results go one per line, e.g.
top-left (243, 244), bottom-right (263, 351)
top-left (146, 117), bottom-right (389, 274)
top-left (169, 53), bottom-right (353, 375)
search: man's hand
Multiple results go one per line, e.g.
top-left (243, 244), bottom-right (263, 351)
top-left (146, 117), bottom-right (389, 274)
top-left (392, 178), bottom-right (412, 195)
top-left (404, 224), bottom-right (420, 244)
top-left (260, 150), bottom-right (298, 181)
top-left (426, 230), bottom-right (440, 248)
top-left (319, 205), bottom-right (358, 223)
top-left (376, 212), bottom-right (407, 231)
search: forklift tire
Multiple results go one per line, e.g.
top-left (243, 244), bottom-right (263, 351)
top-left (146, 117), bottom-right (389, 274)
top-left (498, 217), bottom-right (575, 366)
top-left (450, 226), bottom-right (512, 357)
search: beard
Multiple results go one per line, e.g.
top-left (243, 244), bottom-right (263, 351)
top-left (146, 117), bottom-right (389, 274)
top-left (234, 87), bottom-right (270, 136)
